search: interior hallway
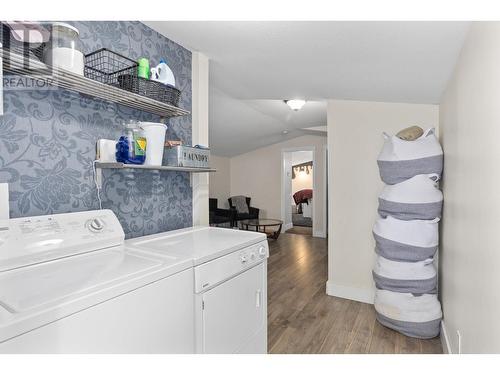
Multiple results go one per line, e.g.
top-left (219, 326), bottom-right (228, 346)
top-left (267, 233), bottom-right (442, 354)
top-left (285, 226), bottom-right (313, 236)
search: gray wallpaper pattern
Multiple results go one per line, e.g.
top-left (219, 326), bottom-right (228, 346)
top-left (0, 21), bottom-right (193, 238)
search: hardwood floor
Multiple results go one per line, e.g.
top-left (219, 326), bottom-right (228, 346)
top-left (267, 233), bottom-right (443, 354)
top-left (285, 226), bottom-right (313, 236)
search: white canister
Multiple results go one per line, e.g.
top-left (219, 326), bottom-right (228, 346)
top-left (43, 22), bottom-right (84, 75)
top-left (139, 122), bottom-right (167, 166)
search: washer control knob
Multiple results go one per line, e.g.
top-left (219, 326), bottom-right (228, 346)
top-left (240, 254), bottom-right (248, 264)
top-left (258, 246), bottom-right (266, 257)
top-left (89, 218), bottom-right (105, 232)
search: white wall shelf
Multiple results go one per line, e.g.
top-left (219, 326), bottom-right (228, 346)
top-left (96, 162), bottom-right (216, 173)
top-left (94, 162), bottom-right (216, 189)
top-left (1, 49), bottom-right (190, 119)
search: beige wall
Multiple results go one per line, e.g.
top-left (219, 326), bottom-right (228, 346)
top-left (230, 135), bottom-right (327, 237)
top-left (326, 100), bottom-right (439, 303)
top-left (439, 23), bottom-right (500, 354)
top-left (292, 168), bottom-right (313, 196)
top-left (209, 155), bottom-right (231, 209)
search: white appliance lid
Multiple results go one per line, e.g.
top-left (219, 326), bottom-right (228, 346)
top-left (0, 248), bottom-right (162, 313)
top-left (0, 209), bottom-right (124, 272)
top-left (127, 227), bottom-right (267, 265)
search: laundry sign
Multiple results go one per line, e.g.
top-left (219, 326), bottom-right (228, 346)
top-left (164, 145), bottom-right (210, 168)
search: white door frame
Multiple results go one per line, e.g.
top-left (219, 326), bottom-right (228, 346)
top-left (322, 144), bottom-right (328, 238)
top-left (191, 52), bottom-right (209, 226)
top-left (281, 146), bottom-right (317, 235)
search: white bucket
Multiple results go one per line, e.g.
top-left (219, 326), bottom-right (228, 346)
top-left (139, 122), bottom-right (167, 166)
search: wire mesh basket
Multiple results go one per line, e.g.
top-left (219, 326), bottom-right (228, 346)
top-left (117, 74), bottom-right (181, 106)
top-left (84, 48), bottom-right (137, 86)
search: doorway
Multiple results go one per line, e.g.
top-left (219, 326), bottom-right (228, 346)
top-left (281, 147), bottom-right (316, 236)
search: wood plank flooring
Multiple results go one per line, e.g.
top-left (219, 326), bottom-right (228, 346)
top-left (267, 233), bottom-right (442, 354)
top-left (285, 226), bottom-right (313, 236)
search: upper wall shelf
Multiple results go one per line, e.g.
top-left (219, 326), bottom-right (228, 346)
top-left (95, 162), bottom-right (216, 173)
top-left (94, 162), bottom-right (216, 189)
top-left (1, 49), bottom-right (190, 119)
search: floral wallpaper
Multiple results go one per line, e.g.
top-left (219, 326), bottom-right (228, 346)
top-left (0, 21), bottom-right (193, 238)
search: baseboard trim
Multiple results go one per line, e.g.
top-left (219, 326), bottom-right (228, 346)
top-left (326, 280), bottom-right (375, 304)
top-left (282, 223), bottom-right (293, 232)
top-left (440, 320), bottom-right (452, 354)
top-left (313, 230), bottom-right (326, 238)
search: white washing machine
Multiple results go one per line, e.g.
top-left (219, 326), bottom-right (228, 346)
top-left (127, 227), bottom-right (269, 354)
top-left (0, 210), bottom-right (194, 353)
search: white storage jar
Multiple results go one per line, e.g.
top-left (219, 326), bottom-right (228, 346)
top-left (139, 122), bottom-right (167, 167)
top-left (43, 22), bottom-right (84, 75)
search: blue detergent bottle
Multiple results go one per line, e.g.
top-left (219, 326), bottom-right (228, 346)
top-left (116, 120), bottom-right (147, 164)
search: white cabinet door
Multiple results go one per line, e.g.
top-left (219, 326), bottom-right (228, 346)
top-left (202, 262), bottom-right (266, 353)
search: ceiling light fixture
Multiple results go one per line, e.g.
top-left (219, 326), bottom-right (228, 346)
top-left (285, 99), bottom-right (306, 111)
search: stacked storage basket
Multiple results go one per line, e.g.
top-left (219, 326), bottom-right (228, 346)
top-left (373, 128), bottom-right (443, 339)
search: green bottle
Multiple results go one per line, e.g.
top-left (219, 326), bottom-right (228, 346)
top-left (137, 58), bottom-right (150, 79)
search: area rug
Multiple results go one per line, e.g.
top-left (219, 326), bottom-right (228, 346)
top-left (292, 213), bottom-right (312, 227)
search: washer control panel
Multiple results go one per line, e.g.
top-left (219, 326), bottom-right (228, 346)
top-left (238, 243), bottom-right (268, 266)
top-left (87, 218), bottom-right (106, 233)
top-left (194, 241), bottom-right (269, 293)
top-left (0, 209), bottom-right (124, 272)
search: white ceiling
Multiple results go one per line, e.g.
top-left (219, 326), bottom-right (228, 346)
top-left (146, 21), bottom-right (469, 156)
top-left (208, 87), bottom-right (327, 155)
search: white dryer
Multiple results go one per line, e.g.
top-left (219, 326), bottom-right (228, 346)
top-left (0, 210), bottom-right (194, 353)
top-left (127, 227), bottom-right (269, 354)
